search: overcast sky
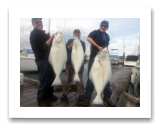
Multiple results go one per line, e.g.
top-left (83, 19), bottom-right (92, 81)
top-left (20, 18), bottom-right (140, 56)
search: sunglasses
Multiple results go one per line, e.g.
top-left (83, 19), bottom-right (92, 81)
top-left (34, 21), bottom-right (42, 24)
top-left (100, 24), bottom-right (108, 28)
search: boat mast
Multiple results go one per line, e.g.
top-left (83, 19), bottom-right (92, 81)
top-left (138, 35), bottom-right (140, 56)
top-left (48, 18), bottom-right (51, 35)
top-left (64, 18), bottom-right (65, 34)
top-left (123, 37), bottom-right (124, 56)
top-left (135, 40), bottom-right (137, 55)
top-left (123, 37), bottom-right (125, 57)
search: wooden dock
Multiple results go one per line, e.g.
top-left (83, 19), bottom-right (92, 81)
top-left (110, 68), bottom-right (140, 107)
top-left (20, 67), bottom-right (140, 107)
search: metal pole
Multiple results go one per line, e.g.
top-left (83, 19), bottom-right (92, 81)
top-left (123, 37), bottom-right (124, 57)
top-left (48, 18), bottom-right (51, 35)
top-left (64, 18), bottom-right (65, 34)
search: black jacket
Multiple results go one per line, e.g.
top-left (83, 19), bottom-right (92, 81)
top-left (29, 28), bottom-right (51, 62)
top-left (88, 29), bottom-right (110, 57)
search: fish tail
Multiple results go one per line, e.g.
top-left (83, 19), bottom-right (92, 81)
top-left (93, 98), bottom-right (103, 105)
top-left (73, 73), bottom-right (80, 82)
top-left (52, 76), bottom-right (61, 86)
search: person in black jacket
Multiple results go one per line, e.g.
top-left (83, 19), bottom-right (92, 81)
top-left (83, 20), bottom-right (115, 107)
top-left (29, 18), bottom-right (57, 107)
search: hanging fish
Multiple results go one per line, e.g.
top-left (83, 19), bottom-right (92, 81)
top-left (49, 31), bottom-right (67, 86)
top-left (89, 47), bottom-right (112, 105)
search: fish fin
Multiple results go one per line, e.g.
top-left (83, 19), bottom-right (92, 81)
top-left (73, 73), bottom-right (80, 82)
top-left (52, 76), bottom-right (61, 86)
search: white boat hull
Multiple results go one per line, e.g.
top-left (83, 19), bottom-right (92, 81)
top-left (110, 52), bottom-right (119, 65)
top-left (124, 61), bottom-right (137, 67)
top-left (20, 56), bottom-right (38, 73)
top-left (20, 55), bottom-right (66, 73)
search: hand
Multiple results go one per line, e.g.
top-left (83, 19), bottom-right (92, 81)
top-left (68, 42), bottom-right (74, 50)
top-left (46, 34), bottom-right (55, 46)
top-left (98, 46), bottom-right (104, 51)
top-left (70, 42), bottom-right (74, 46)
top-left (51, 34), bottom-right (55, 39)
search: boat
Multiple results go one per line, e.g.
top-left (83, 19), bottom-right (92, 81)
top-left (110, 49), bottom-right (119, 64)
top-left (130, 65), bottom-right (140, 97)
top-left (124, 55), bottom-right (139, 67)
top-left (20, 48), bottom-right (38, 74)
top-left (124, 35), bottom-right (140, 67)
top-left (127, 37), bottom-right (140, 97)
top-left (20, 48), bottom-right (66, 74)
top-left (131, 51), bottom-right (140, 87)
top-left (85, 54), bottom-right (90, 62)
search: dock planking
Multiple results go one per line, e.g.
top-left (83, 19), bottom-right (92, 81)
top-left (56, 92), bottom-right (78, 107)
top-left (20, 67), bottom-right (140, 107)
top-left (20, 90), bottom-right (37, 97)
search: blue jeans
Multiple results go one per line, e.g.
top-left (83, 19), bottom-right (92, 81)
top-left (84, 55), bottom-right (112, 101)
top-left (36, 60), bottom-right (55, 104)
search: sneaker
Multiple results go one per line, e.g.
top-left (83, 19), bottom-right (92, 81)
top-left (38, 101), bottom-right (48, 107)
top-left (83, 100), bottom-right (90, 106)
top-left (61, 94), bottom-right (67, 100)
top-left (79, 95), bottom-right (84, 101)
top-left (103, 97), bottom-right (116, 107)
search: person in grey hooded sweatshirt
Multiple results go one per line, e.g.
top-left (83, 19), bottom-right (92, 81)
top-left (83, 20), bottom-right (115, 107)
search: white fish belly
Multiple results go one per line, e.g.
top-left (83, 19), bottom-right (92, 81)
top-left (71, 46), bottom-right (84, 72)
top-left (50, 44), bottom-right (67, 74)
top-left (89, 56), bottom-right (111, 104)
top-left (71, 44), bottom-right (84, 82)
top-left (49, 41), bottom-right (67, 85)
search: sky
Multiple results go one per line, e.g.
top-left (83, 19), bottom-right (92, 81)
top-left (20, 18), bottom-right (140, 56)
top-left (8, 6), bottom-right (151, 118)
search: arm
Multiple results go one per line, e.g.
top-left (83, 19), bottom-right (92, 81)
top-left (67, 42), bottom-right (74, 50)
top-left (43, 34), bottom-right (55, 51)
top-left (46, 34), bottom-right (55, 46)
top-left (30, 32), bottom-right (55, 52)
top-left (66, 39), bottom-right (74, 50)
top-left (87, 37), bottom-right (103, 51)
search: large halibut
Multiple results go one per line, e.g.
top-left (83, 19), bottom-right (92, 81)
top-left (71, 36), bottom-right (84, 82)
top-left (49, 31), bottom-right (67, 86)
top-left (89, 47), bottom-right (112, 105)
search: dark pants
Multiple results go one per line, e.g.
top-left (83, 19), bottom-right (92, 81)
top-left (36, 60), bottom-right (55, 104)
top-left (84, 55), bottom-right (112, 101)
top-left (62, 64), bottom-right (84, 95)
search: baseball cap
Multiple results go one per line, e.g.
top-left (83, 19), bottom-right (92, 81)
top-left (31, 18), bottom-right (42, 23)
top-left (101, 20), bottom-right (109, 26)
top-left (73, 29), bottom-right (81, 34)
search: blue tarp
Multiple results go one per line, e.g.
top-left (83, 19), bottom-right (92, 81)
top-left (110, 55), bottom-right (118, 59)
top-left (26, 49), bottom-right (34, 54)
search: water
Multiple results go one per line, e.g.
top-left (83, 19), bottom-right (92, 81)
top-left (24, 63), bottom-right (123, 85)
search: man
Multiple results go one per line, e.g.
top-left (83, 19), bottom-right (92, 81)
top-left (61, 29), bottom-right (86, 101)
top-left (29, 18), bottom-right (57, 107)
top-left (83, 20), bottom-right (115, 107)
